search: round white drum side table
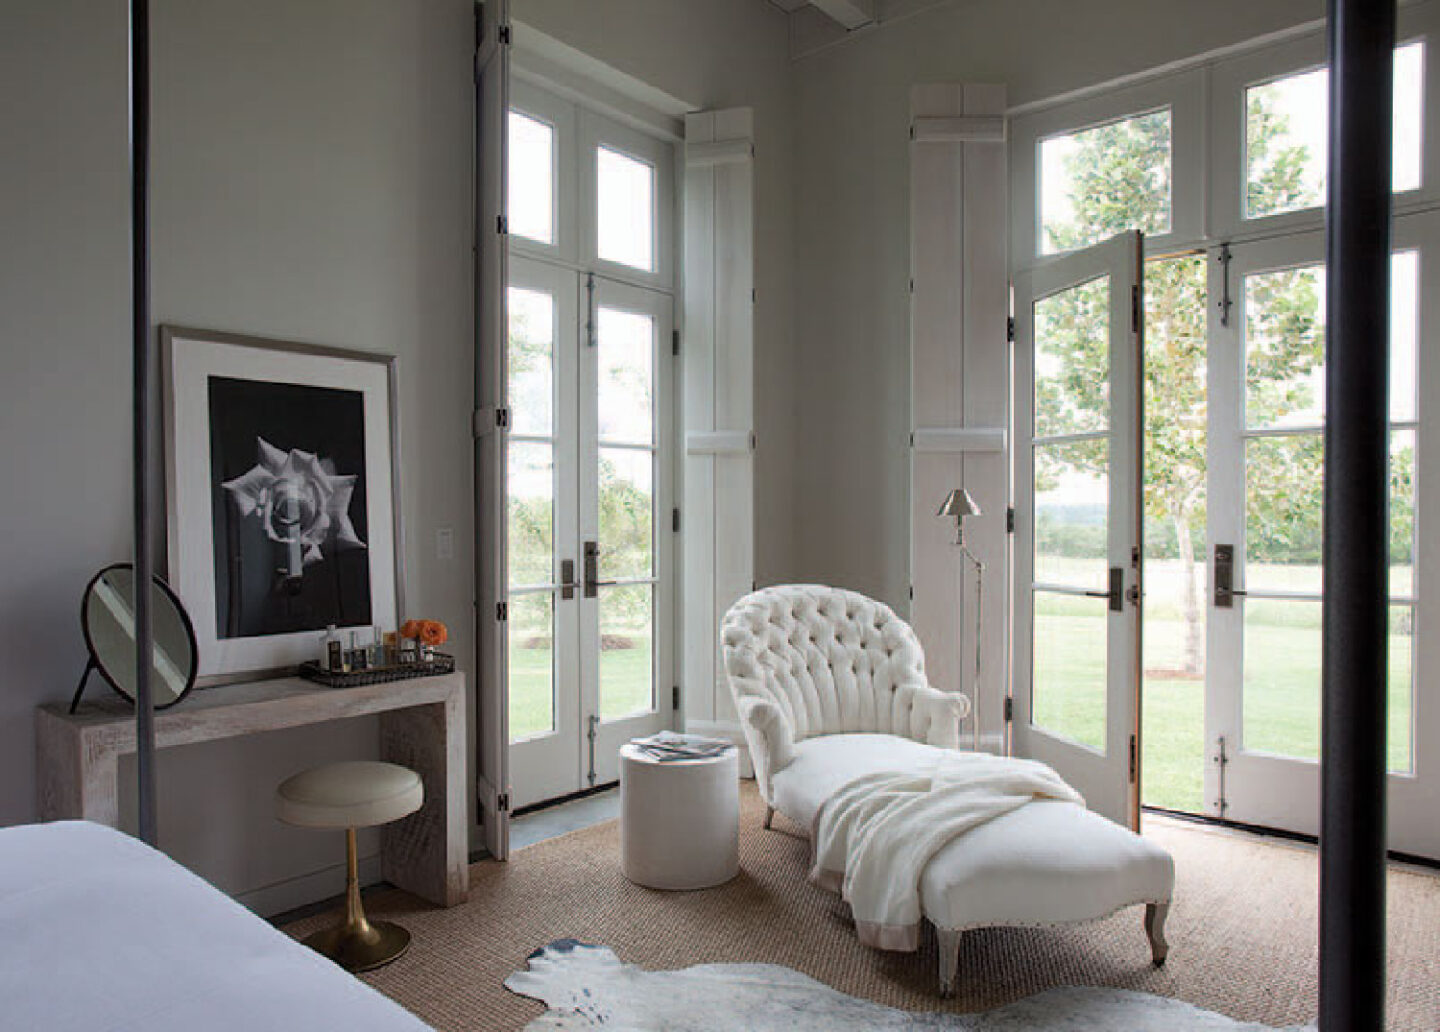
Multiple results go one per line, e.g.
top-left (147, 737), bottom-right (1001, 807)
top-left (619, 742), bottom-right (740, 890)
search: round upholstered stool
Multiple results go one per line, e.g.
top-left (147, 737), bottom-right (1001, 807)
top-left (619, 743), bottom-right (739, 890)
top-left (277, 760), bottom-right (423, 972)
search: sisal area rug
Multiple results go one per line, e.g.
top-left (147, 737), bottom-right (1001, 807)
top-left (282, 784), bottom-right (1440, 1031)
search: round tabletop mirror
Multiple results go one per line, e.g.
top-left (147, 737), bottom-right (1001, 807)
top-left (75, 563), bottom-right (199, 712)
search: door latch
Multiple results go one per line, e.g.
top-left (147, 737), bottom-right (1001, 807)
top-left (1214, 544), bottom-right (1247, 608)
top-left (583, 541), bottom-right (619, 598)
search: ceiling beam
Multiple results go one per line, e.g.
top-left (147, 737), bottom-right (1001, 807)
top-left (808, 0), bottom-right (876, 30)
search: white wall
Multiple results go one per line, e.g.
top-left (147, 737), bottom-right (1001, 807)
top-left (789, 0), bottom-right (1325, 609)
top-left (0, 0), bottom-right (475, 914)
top-left (516, 0), bottom-right (800, 588)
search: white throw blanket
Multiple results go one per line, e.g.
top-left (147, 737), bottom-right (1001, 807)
top-left (810, 751), bottom-right (1084, 951)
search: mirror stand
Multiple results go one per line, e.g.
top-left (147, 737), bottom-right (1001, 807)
top-left (69, 657), bottom-right (100, 715)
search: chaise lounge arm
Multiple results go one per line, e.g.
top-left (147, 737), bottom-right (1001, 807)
top-left (910, 684), bottom-right (971, 750)
top-left (737, 685), bottom-right (971, 796)
top-left (736, 695), bottom-right (796, 797)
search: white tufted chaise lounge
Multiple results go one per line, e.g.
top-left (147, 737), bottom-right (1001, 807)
top-left (722, 584), bottom-right (1174, 996)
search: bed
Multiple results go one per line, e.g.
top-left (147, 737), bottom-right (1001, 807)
top-left (0, 821), bottom-right (432, 1031)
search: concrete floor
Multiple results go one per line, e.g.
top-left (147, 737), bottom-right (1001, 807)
top-left (510, 787), bottom-right (620, 851)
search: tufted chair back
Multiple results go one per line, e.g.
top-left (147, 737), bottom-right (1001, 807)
top-left (722, 584), bottom-right (942, 744)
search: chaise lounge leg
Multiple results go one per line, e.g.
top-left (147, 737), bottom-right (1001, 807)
top-left (1144, 902), bottom-right (1170, 967)
top-left (763, 805), bottom-right (775, 830)
top-left (936, 927), bottom-right (961, 998)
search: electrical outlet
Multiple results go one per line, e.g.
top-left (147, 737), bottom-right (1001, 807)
top-left (436, 527), bottom-right (454, 560)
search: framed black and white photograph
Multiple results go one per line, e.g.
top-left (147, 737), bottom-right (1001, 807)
top-left (163, 327), bottom-right (403, 681)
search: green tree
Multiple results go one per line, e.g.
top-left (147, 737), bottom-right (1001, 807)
top-left (1040, 99), bottom-right (1321, 675)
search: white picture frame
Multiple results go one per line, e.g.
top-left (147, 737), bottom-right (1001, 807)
top-left (162, 326), bottom-right (404, 684)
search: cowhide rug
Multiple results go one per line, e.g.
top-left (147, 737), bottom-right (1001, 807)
top-left (505, 940), bottom-right (1309, 1030)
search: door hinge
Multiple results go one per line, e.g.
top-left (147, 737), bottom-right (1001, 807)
top-left (495, 407), bottom-right (510, 429)
top-left (1003, 696), bottom-right (1014, 723)
top-left (497, 792), bottom-right (510, 813)
top-left (672, 329), bottom-right (680, 356)
top-left (1006, 315), bottom-right (1016, 343)
top-left (672, 685), bottom-right (680, 711)
top-left (1006, 505), bottom-right (1015, 533)
top-left (672, 507), bottom-right (680, 533)
top-left (496, 214), bottom-right (508, 236)
top-left (496, 601), bottom-right (508, 622)
top-left (1128, 733), bottom-right (1137, 783)
top-left (1131, 284), bottom-right (1141, 334)
top-left (908, 584), bottom-right (914, 601)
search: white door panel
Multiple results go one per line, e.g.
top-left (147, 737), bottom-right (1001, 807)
top-left (1013, 231), bottom-right (1144, 829)
top-left (1206, 215), bottom-right (1438, 858)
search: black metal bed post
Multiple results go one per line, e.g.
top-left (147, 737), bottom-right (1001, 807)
top-left (130, 0), bottom-right (158, 847)
top-left (1319, 1), bottom-right (1394, 1028)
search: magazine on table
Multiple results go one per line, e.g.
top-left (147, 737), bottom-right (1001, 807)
top-left (630, 730), bottom-right (735, 762)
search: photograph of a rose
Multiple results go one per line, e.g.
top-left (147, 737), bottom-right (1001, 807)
top-left (222, 437), bottom-right (367, 571)
top-left (208, 375), bottom-right (372, 639)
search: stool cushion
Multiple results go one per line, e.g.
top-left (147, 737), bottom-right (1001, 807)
top-left (277, 761), bottom-right (423, 830)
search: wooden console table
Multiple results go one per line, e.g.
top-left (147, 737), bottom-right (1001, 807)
top-left (36, 672), bottom-right (468, 908)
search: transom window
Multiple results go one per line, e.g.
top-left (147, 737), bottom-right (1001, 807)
top-left (1244, 41), bottom-right (1425, 221)
top-left (1040, 108), bottom-right (1172, 255)
top-left (505, 82), bottom-right (674, 288)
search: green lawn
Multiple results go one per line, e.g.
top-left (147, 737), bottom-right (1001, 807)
top-left (1030, 591), bottom-right (1414, 812)
top-left (508, 633), bottom-right (654, 740)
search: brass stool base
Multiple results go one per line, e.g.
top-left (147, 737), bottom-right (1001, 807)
top-left (303, 919), bottom-right (411, 973)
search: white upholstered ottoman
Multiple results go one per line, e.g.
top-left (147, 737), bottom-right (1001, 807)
top-left (619, 743), bottom-right (740, 890)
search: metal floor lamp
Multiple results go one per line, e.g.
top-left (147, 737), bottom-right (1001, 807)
top-left (938, 489), bottom-right (984, 752)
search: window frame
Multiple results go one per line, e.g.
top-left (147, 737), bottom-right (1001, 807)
top-left (508, 79), bottom-right (579, 266)
top-left (1010, 69), bottom-right (1206, 270)
top-left (579, 109), bottom-right (677, 292)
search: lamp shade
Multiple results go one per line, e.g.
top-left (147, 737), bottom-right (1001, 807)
top-left (937, 488), bottom-right (981, 518)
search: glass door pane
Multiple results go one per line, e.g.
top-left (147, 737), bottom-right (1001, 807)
top-left (1031, 276), bottom-right (1111, 751)
top-left (506, 285), bottom-right (558, 740)
top-left (594, 300), bottom-right (657, 720)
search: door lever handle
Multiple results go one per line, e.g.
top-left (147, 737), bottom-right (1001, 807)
top-left (1214, 544), bottom-right (1247, 607)
top-left (1082, 567), bottom-right (1126, 612)
top-left (583, 541), bottom-right (600, 598)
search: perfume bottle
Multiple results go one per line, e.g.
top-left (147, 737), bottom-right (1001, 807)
top-left (325, 625), bottom-right (343, 673)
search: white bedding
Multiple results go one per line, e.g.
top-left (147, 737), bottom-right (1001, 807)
top-left (0, 821), bottom-right (431, 1032)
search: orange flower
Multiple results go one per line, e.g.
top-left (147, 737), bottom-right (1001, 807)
top-left (419, 619), bottom-right (448, 647)
top-left (400, 619), bottom-right (421, 640)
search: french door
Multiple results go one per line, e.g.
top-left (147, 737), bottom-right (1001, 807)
top-left (506, 255), bottom-right (673, 809)
top-left (1206, 214), bottom-right (1439, 858)
top-left (1013, 231), bottom-right (1145, 829)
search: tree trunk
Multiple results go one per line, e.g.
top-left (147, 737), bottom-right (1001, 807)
top-left (1175, 514), bottom-right (1204, 676)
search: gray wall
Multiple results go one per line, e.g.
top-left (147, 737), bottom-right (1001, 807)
top-left (788, 0), bottom-right (1324, 609)
top-left (0, 0), bottom-right (795, 914)
top-left (1, 0), bottom-right (474, 914)
top-left (517, 0), bottom-right (801, 588)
